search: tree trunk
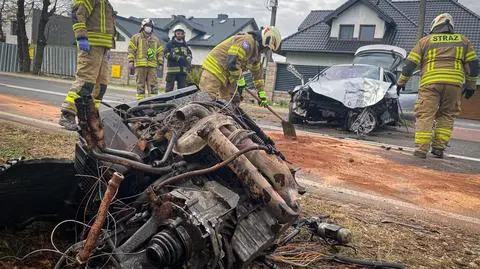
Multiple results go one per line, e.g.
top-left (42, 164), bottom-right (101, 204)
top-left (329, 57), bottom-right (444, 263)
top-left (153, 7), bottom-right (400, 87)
top-left (33, 0), bottom-right (55, 74)
top-left (416, 0), bottom-right (426, 42)
top-left (16, 0), bottom-right (30, 72)
top-left (0, 0), bottom-right (6, 42)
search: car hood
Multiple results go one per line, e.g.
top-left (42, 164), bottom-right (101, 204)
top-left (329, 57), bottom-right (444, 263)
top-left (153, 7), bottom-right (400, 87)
top-left (308, 78), bottom-right (396, 109)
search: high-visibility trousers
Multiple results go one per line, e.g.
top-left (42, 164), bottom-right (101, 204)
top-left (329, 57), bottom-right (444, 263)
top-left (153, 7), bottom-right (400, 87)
top-left (414, 83), bottom-right (462, 152)
top-left (135, 67), bottom-right (158, 100)
top-left (61, 46), bottom-right (109, 114)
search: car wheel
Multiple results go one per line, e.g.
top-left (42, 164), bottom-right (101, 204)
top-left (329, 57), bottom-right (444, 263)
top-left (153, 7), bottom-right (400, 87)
top-left (346, 108), bottom-right (377, 135)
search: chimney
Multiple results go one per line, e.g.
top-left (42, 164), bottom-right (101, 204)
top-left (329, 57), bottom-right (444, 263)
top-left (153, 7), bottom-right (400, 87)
top-left (217, 14), bottom-right (228, 20)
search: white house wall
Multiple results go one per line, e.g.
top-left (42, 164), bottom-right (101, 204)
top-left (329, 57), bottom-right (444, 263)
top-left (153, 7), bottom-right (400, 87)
top-left (113, 27), bottom-right (131, 52)
top-left (240, 23), bottom-right (255, 33)
top-left (190, 47), bottom-right (211, 66)
top-left (4, 19), bottom-right (33, 45)
top-left (330, 2), bottom-right (386, 39)
top-left (286, 52), bottom-right (353, 66)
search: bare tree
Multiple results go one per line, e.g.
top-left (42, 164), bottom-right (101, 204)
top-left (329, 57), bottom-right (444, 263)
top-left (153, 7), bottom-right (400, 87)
top-left (32, 0), bottom-right (56, 74)
top-left (17, 0), bottom-right (30, 72)
top-left (416, 0), bottom-right (426, 42)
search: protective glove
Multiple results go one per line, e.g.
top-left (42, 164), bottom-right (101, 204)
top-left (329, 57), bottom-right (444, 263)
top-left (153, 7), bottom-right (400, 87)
top-left (396, 84), bottom-right (405, 96)
top-left (128, 61), bottom-right (135, 75)
top-left (77, 39), bottom-right (90, 53)
top-left (178, 57), bottom-right (187, 66)
top-left (462, 88), bottom-right (475, 100)
top-left (236, 76), bottom-right (246, 95)
top-left (257, 89), bottom-right (269, 107)
top-left (186, 56), bottom-right (192, 63)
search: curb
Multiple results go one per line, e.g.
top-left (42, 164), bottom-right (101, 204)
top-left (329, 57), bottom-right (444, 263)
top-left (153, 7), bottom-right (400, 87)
top-left (0, 72), bottom-right (136, 92)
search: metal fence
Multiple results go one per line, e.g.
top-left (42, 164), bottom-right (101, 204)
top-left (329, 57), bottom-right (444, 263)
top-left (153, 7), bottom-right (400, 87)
top-left (0, 43), bottom-right (20, 72)
top-left (41, 45), bottom-right (76, 77)
top-left (0, 42), bottom-right (76, 76)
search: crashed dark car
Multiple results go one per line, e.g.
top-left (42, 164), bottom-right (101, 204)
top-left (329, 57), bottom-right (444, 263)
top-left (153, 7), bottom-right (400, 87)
top-left (288, 45), bottom-right (408, 135)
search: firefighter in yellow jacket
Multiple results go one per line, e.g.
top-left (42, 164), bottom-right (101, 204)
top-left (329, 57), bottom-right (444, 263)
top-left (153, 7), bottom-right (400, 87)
top-left (59, 0), bottom-right (116, 130)
top-left (128, 18), bottom-right (164, 100)
top-left (199, 26), bottom-right (281, 106)
top-left (397, 13), bottom-right (479, 158)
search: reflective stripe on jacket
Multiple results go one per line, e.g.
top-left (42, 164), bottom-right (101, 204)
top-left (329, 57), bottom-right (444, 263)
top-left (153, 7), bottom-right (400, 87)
top-left (202, 33), bottom-right (264, 89)
top-left (128, 32), bottom-right (164, 68)
top-left (72, 0), bottom-right (116, 48)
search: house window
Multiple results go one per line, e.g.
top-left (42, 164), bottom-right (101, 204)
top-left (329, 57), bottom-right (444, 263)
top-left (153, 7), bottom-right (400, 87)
top-left (339, 25), bottom-right (354, 40)
top-left (11, 21), bottom-right (18, 36)
top-left (116, 32), bottom-right (125, 42)
top-left (359, 25), bottom-right (375, 41)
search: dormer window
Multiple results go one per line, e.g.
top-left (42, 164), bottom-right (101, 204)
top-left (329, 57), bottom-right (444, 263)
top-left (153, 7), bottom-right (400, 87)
top-left (359, 25), bottom-right (375, 41)
top-left (339, 25), bottom-right (354, 40)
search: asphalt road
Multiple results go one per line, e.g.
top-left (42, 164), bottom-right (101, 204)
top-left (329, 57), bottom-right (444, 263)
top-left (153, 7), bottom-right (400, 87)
top-left (1, 73), bottom-right (479, 159)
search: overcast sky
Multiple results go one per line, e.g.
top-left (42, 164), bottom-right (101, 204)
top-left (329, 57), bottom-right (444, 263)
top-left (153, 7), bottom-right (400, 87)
top-left (110, 0), bottom-right (480, 37)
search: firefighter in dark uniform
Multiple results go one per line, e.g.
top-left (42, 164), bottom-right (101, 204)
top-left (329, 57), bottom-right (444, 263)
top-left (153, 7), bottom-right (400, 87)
top-left (164, 27), bottom-right (192, 92)
top-left (397, 13), bottom-right (479, 158)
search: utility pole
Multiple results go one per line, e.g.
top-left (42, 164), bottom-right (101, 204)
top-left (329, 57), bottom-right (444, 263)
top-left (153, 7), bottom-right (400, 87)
top-left (267, 0), bottom-right (278, 62)
top-left (269, 0), bottom-right (277, 26)
top-left (416, 0), bottom-right (426, 42)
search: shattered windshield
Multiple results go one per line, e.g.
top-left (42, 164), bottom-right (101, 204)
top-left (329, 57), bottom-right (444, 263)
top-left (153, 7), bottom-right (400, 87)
top-left (315, 65), bottom-right (380, 81)
top-left (353, 52), bottom-right (403, 70)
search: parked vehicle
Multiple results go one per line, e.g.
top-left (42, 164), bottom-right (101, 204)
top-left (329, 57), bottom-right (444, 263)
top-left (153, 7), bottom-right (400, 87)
top-left (287, 45), bottom-right (408, 135)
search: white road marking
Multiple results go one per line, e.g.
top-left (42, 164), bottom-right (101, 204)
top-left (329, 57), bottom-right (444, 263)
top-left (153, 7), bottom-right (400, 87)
top-left (0, 82), bottom-right (123, 104)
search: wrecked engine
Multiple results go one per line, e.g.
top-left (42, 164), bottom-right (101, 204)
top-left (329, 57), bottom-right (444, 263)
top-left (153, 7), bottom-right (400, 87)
top-left (66, 86), bottom-right (304, 268)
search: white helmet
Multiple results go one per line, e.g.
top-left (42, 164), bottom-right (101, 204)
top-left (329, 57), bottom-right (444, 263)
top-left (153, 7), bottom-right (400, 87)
top-left (430, 13), bottom-right (454, 32)
top-left (141, 18), bottom-right (154, 28)
top-left (261, 26), bottom-right (281, 51)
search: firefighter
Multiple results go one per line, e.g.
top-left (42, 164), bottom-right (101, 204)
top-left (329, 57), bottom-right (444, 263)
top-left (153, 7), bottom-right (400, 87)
top-left (397, 13), bottom-right (479, 158)
top-left (59, 0), bottom-right (116, 131)
top-left (164, 28), bottom-right (192, 92)
top-left (128, 18), bottom-right (164, 100)
top-left (199, 26), bottom-right (281, 107)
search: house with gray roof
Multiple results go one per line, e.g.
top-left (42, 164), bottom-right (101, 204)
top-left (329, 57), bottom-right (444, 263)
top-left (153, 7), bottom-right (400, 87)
top-left (139, 14), bottom-right (259, 65)
top-left (276, 0), bottom-right (480, 92)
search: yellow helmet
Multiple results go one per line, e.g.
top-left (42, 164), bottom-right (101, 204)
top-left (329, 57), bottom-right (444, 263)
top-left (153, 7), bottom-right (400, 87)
top-left (430, 13), bottom-right (454, 32)
top-left (261, 26), bottom-right (281, 51)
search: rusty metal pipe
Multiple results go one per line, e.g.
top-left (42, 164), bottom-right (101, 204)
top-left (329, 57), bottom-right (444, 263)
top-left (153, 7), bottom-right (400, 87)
top-left (76, 172), bottom-right (124, 264)
top-left (152, 145), bottom-right (269, 190)
top-left (220, 126), bottom-right (300, 211)
top-left (127, 103), bottom-right (177, 115)
top-left (198, 123), bottom-right (298, 224)
top-left (175, 103), bottom-right (211, 121)
top-left (91, 148), bottom-right (186, 174)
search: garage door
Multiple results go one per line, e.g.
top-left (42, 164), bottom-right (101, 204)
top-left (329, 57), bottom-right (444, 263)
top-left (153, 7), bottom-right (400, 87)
top-left (275, 63), bottom-right (327, 92)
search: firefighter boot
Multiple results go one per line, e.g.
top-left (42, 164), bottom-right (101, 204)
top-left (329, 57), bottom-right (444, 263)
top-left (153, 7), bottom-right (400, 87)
top-left (431, 148), bottom-right (444, 159)
top-left (413, 144), bottom-right (429, 159)
top-left (59, 111), bottom-right (78, 131)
